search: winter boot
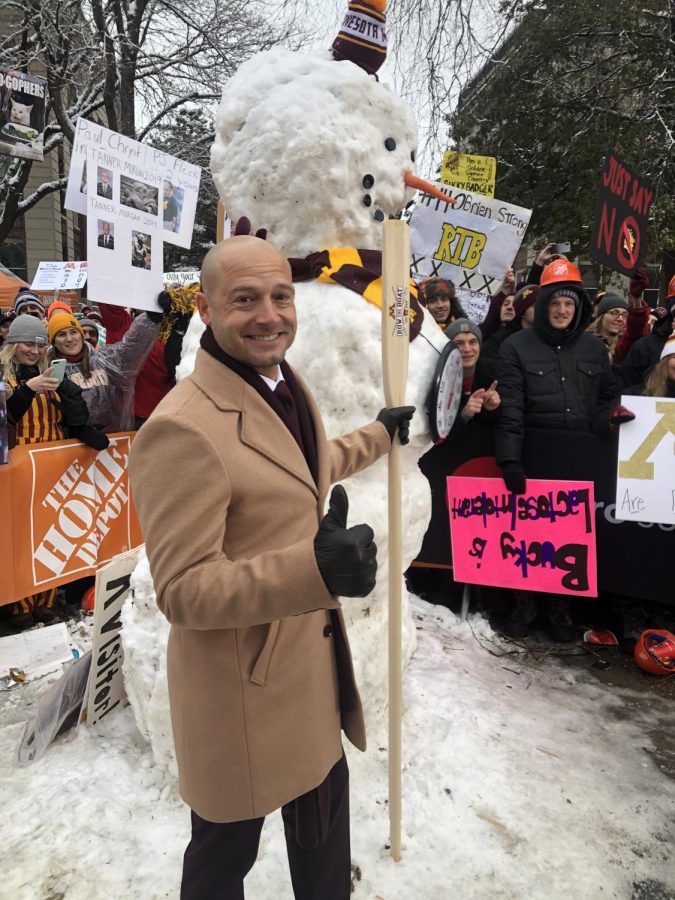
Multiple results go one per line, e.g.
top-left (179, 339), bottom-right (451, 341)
top-left (547, 596), bottom-right (576, 643)
top-left (495, 591), bottom-right (538, 639)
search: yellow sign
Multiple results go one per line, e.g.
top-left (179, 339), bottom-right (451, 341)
top-left (440, 152), bottom-right (496, 197)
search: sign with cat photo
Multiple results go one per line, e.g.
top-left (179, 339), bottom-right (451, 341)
top-left (0, 68), bottom-right (47, 162)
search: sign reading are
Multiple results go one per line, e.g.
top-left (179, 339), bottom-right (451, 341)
top-left (447, 476), bottom-right (597, 596)
top-left (590, 149), bottom-right (653, 276)
top-left (0, 435), bottom-right (143, 605)
top-left (616, 396), bottom-right (675, 525)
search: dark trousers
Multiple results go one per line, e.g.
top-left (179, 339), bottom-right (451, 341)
top-left (181, 754), bottom-right (350, 900)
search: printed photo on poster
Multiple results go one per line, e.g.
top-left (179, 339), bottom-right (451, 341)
top-left (98, 220), bottom-right (114, 250)
top-left (131, 231), bottom-right (152, 270)
top-left (86, 152), bottom-right (163, 312)
top-left (0, 68), bottom-right (48, 162)
top-left (120, 175), bottom-right (159, 215)
top-left (65, 118), bottom-right (201, 250)
top-left (96, 167), bottom-right (113, 200)
top-left (162, 180), bottom-right (183, 233)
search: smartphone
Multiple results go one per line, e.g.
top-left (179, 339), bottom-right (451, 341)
top-left (49, 358), bottom-right (67, 384)
top-left (552, 241), bottom-right (571, 255)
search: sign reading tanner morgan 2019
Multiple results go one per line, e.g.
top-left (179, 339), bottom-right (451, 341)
top-left (615, 396), bottom-right (675, 526)
top-left (447, 476), bottom-right (598, 597)
top-left (0, 67), bottom-right (48, 161)
top-left (65, 118), bottom-right (201, 251)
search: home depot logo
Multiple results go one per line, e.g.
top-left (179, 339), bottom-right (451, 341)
top-left (30, 437), bottom-right (133, 584)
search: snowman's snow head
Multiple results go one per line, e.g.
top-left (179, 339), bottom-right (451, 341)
top-left (210, 48), bottom-right (420, 257)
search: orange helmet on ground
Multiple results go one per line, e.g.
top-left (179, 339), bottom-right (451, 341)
top-left (540, 259), bottom-right (584, 287)
top-left (634, 629), bottom-right (675, 676)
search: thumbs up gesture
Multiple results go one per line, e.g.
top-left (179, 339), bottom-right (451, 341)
top-left (314, 485), bottom-right (377, 597)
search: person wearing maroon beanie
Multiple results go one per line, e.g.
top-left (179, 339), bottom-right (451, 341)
top-left (482, 284), bottom-right (539, 362)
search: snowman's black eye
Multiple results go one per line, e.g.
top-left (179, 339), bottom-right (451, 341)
top-left (410, 149), bottom-right (416, 163)
top-left (384, 137), bottom-right (396, 151)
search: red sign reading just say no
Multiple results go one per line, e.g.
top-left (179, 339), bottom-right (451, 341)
top-left (590, 149), bottom-right (653, 276)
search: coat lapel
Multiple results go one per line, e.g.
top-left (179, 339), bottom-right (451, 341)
top-left (191, 350), bottom-right (319, 497)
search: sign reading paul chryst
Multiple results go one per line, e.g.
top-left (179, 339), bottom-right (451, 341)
top-left (0, 435), bottom-right (143, 605)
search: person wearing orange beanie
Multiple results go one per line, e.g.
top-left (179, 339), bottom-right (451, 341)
top-left (47, 300), bottom-right (74, 319)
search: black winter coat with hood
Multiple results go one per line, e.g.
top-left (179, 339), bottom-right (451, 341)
top-left (495, 280), bottom-right (616, 467)
top-left (618, 308), bottom-right (675, 390)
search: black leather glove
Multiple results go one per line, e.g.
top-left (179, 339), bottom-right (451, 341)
top-left (314, 485), bottom-right (377, 597)
top-left (57, 376), bottom-right (88, 429)
top-left (502, 462), bottom-right (526, 495)
top-left (146, 290), bottom-right (172, 323)
top-left (376, 406), bottom-right (416, 445)
top-left (69, 424), bottom-right (110, 451)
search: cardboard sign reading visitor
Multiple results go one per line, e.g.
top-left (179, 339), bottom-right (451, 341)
top-left (447, 476), bottom-right (597, 596)
top-left (0, 434), bottom-right (143, 605)
top-left (440, 151), bottom-right (496, 197)
top-left (86, 550), bottom-right (138, 726)
top-left (590, 149), bottom-right (653, 276)
top-left (408, 183), bottom-right (531, 296)
top-left (615, 396), bottom-right (675, 526)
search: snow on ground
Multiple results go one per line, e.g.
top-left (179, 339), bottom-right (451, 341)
top-left (1, 601), bottom-right (674, 900)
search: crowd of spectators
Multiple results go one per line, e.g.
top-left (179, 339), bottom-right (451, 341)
top-left (0, 286), bottom-right (194, 631)
top-left (416, 246), bottom-right (675, 647)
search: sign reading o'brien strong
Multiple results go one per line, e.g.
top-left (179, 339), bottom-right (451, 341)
top-left (0, 435), bottom-right (143, 604)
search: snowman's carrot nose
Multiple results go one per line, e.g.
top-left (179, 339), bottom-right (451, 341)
top-left (404, 172), bottom-right (458, 205)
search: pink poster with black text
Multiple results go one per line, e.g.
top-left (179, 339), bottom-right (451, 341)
top-left (447, 476), bottom-right (597, 597)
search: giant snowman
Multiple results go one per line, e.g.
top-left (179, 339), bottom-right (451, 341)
top-left (123, 0), bottom-right (448, 773)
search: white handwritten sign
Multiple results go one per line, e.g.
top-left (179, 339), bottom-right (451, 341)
top-left (65, 118), bottom-right (201, 251)
top-left (31, 261), bottom-right (88, 291)
top-left (616, 395), bottom-right (675, 525)
top-left (409, 183), bottom-right (531, 295)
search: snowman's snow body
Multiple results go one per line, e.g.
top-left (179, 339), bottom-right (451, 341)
top-left (123, 47), bottom-right (447, 771)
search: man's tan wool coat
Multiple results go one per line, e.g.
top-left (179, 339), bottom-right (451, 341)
top-left (129, 349), bottom-right (390, 823)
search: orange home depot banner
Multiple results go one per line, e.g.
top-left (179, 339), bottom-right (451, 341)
top-left (0, 434), bottom-right (143, 605)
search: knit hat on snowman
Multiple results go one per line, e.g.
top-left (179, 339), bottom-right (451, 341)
top-left (332, 0), bottom-right (387, 76)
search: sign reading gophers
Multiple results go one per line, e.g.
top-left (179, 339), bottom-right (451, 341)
top-left (590, 149), bottom-right (653, 276)
top-left (447, 476), bottom-right (597, 597)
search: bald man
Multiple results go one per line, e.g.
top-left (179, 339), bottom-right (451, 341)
top-left (129, 237), bottom-right (414, 899)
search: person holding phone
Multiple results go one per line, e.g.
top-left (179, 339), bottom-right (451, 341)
top-left (47, 307), bottom-right (164, 432)
top-left (0, 316), bottom-right (108, 631)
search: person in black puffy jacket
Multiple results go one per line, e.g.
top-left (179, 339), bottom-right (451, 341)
top-left (492, 260), bottom-right (616, 642)
top-left (495, 259), bottom-right (615, 484)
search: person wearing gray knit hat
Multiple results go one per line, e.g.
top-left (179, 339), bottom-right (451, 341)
top-left (13, 289), bottom-right (46, 319)
top-left (596, 293), bottom-right (628, 317)
top-left (79, 317), bottom-right (100, 348)
top-left (445, 317), bottom-right (482, 346)
top-left (589, 292), bottom-right (629, 352)
top-left (6, 314), bottom-right (48, 345)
